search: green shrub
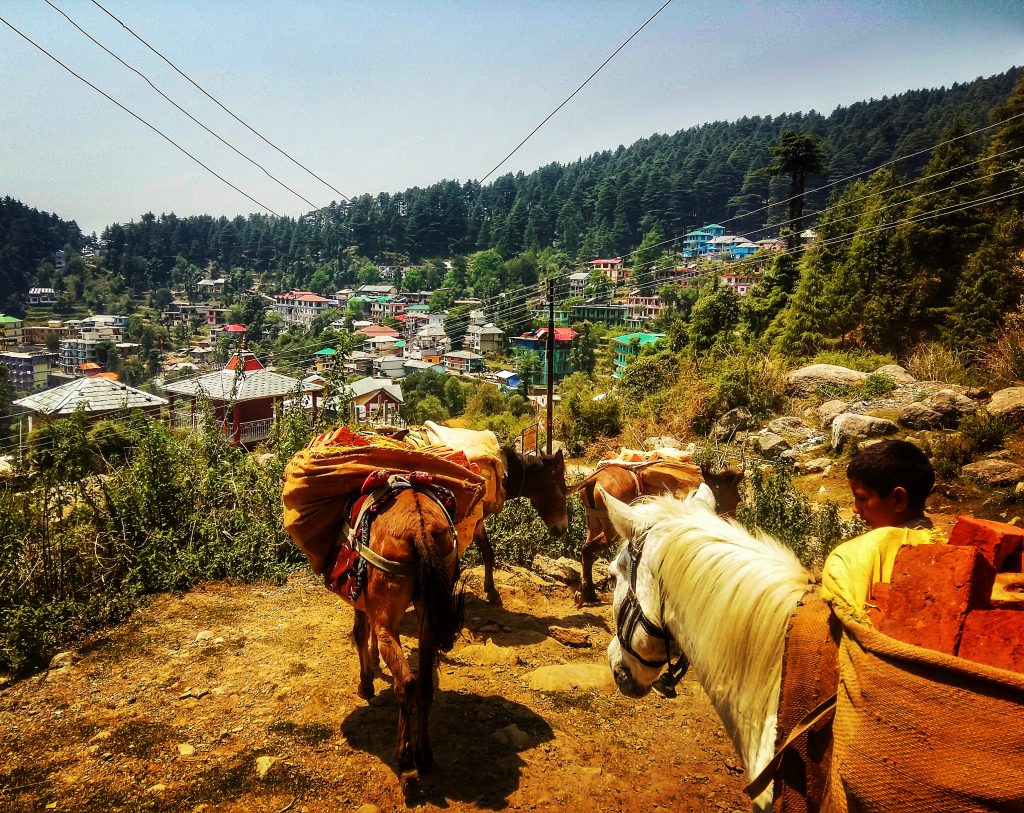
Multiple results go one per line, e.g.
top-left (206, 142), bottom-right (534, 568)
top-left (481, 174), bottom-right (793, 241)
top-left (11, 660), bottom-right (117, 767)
top-left (906, 342), bottom-right (978, 385)
top-left (860, 373), bottom-right (897, 399)
top-left (736, 462), bottom-right (865, 566)
top-left (930, 433), bottom-right (975, 479)
top-left (474, 494), bottom-right (587, 569)
top-left (959, 413), bottom-right (1009, 453)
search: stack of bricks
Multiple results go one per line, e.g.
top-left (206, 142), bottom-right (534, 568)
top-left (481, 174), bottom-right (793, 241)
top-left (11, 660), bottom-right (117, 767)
top-left (866, 516), bottom-right (1023, 673)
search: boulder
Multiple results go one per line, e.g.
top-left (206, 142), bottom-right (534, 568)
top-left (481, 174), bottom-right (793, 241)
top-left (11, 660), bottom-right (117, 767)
top-left (831, 413), bottom-right (898, 449)
top-left (787, 364), bottom-right (868, 397)
top-left (712, 407), bottom-right (751, 441)
top-left (899, 402), bottom-right (945, 430)
top-left (817, 400), bottom-right (849, 430)
top-left (874, 364), bottom-right (916, 385)
top-left (756, 433), bottom-right (791, 458)
top-left (925, 389), bottom-right (976, 426)
top-left (797, 457), bottom-right (834, 475)
top-left (767, 416), bottom-right (813, 437)
top-left (960, 459), bottom-right (1024, 488)
top-left (987, 387), bottom-right (1024, 425)
top-left (532, 555), bottom-right (580, 585)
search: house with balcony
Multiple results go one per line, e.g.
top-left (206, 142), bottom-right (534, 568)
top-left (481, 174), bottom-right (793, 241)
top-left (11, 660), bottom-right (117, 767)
top-left (15, 375), bottom-right (167, 431)
top-left (511, 327), bottom-right (577, 384)
top-left (27, 287), bottom-right (58, 306)
top-left (612, 332), bottom-right (664, 379)
top-left (443, 350), bottom-right (485, 374)
top-left (0, 314), bottom-right (25, 348)
top-left (626, 291), bottom-right (665, 328)
top-left (569, 301), bottom-right (629, 327)
top-left (682, 224), bottom-right (726, 257)
top-left (349, 377), bottom-right (404, 424)
top-left (466, 323), bottom-right (506, 355)
top-left (274, 290), bottom-right (338, 326)
top-left (356, 284), bottom-right (399, 297)
top-left (59, 332), bottom-right (114, 376)
top-left (162, 347), bottom-right (321, 447)
top-left (567, 271), bottom-right (591, 299)
top-left (720, 271), bottom-right (761, 296)
top-left (586, 257), bottom-right (628, 286)
top-left (196, 278), bottom-right (227, 298)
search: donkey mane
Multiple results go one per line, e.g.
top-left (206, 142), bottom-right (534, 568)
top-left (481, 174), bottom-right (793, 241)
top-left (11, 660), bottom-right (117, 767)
top-left (637, 494), bottom-right (815, 777)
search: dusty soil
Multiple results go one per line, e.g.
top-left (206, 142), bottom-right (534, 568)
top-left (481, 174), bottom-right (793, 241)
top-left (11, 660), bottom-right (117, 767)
top-left (0, 566), bottom-right (749, 813)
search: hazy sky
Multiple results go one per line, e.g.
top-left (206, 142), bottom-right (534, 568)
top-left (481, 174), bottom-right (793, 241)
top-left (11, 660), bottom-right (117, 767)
top-left (1, 1), bottom-right (1022, 235)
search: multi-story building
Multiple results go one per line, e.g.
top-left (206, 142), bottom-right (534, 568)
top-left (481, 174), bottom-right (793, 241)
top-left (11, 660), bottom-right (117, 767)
top-left (511, 327), bottom-right (577, 384)
top-left (586, 257), bottom-right (628, 286)
top-left (626, 292), bottom-right (665, 328)
top-left (27, 287), bottom-right (58, 305)
top-left (274, 290), bottom-right (338, 326)
top-left (443, 350), bottom-right (485, 374)
top-left (720, 271), bottom-right (761, 296)
top-left (58, 330), bottom-right (116, 376)
top-left (682, 224), bottom-right (726, 257)
top-left (612, 332), bottom-right (664, 379)
top-left (569, 302), bottom-right (629, 327)
top-left (0, 350), bottom-right (54, 391)
top-left (567, 271), bottom-right (590, 298)
top-left (466, 323), bottom-right (506, 355)
top-left (0, 314), bottom-right (25, 348)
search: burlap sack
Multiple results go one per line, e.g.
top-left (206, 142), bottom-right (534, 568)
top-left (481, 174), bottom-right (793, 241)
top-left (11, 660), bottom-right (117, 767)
top-left (822, 612), bottom-right (1024, 812)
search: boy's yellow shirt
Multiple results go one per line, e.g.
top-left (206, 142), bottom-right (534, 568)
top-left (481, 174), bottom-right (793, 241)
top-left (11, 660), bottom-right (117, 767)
top-left (821, 525), bottom-right (945, 621)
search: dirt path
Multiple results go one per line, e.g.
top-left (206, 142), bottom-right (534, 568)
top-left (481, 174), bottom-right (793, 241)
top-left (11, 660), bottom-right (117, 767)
top-left (0, 567), bottom-right (749, 813)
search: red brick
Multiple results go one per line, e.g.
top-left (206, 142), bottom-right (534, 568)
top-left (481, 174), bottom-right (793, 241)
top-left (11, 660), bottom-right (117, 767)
top-left (879, 545), bottom-right (995, 654)
top-left (868, 582), bottom-right (890, 627)
top-left (948, 516), bottom-right (1024, 572)
top-left (958, 609), bottom-right (1024, 673)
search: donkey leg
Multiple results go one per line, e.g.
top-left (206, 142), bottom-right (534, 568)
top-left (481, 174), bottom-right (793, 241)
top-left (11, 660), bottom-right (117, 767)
top-left (475, 522), bottom-right (501, 604)
top-left (352, 610), bottom-right (375, 700)
top-left (580, 524), bottom-right (607, 605)
top-left (415, 623), bottom-right (437, 772)
top-left (376, 625), bottom-right (419, 796)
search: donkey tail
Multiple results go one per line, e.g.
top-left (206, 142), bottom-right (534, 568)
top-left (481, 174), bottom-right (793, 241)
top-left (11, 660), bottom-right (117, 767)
top-left (413, 496), bottom-right (464, 654)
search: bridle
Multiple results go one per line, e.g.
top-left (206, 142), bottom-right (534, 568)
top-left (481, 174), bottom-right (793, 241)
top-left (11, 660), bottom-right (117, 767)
top-left (615, 533), bottom-right (690, 697)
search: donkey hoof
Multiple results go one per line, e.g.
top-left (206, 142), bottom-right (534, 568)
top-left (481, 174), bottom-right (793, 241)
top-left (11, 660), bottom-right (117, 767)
top-left (485, 588), bottom-right (503, 605)
top-left (400, 769), bottom-right (420, 799)
top-left (579, 588), bottom-right (599, 606)
top-left (357, 680), bottom-right (375, 700)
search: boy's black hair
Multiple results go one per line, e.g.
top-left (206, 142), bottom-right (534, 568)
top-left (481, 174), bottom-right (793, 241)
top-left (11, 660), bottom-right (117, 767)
top-left (846, 439), bottom-right (935, 510)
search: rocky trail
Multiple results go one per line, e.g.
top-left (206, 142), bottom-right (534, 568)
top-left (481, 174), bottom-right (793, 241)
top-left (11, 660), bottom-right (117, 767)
top-left (0, 566), bottom-right (749, 813)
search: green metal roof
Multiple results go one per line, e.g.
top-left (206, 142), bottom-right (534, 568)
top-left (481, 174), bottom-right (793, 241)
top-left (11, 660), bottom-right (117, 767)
top-left (314, 347), bottom-right (337, 356)
top-left (0, 314), bottom-right (23, 324)
top-left (612, 332), bottom-right (664, 346)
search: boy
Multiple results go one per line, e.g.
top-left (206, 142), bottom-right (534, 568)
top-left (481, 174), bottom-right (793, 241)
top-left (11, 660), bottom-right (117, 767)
top-left (846, 439), bottom-right (935, 530)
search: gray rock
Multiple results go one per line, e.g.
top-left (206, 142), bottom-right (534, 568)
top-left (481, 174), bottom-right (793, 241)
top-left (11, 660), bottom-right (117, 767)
top-left (643, 435), bottom-right (682, 450)
top-left (797, 457), bottom-right (834, 475)
top-left (831, 413), bottom-right (899, 450)
top-left (779, 449), bottom-right (801, 461)
top-left (787, 364), bottom-right (869, 397)
top-left (961, 459), bottom-right (1024, 487)
top-left (712, 407), bottom-right (751, 441)
top-left (899, 402), bottom-right (945, 430)
top-left (988, 387), bottom-right (1024, 424)
top-left (767, 416), bottom-right (813, 437)
top-left (532, 555), bottom-right (581, 585)
top-left (817, 400), bottom-right (849, 430)
top-left (874, 364), bottom-right (916, 385)
top-left (48, 651), bottom-right (77, 670)
top-left (757, 433), bottom-right (791, 458)
top-left (925, 389), bottom-right (976, 425)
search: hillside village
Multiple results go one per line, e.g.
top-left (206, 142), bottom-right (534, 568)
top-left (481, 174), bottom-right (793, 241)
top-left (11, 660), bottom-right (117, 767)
top-left (1, 223), bottom-right (800, 448)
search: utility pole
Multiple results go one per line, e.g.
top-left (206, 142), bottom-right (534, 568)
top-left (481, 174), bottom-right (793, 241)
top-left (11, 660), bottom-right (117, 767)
top-left (546, 277), bottom-right (555, 455)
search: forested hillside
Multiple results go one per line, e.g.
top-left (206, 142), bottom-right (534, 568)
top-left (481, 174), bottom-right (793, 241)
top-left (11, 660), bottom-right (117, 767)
top-left (3, 67), bottom-right (1018, 306)
top-left (0, 197), bottom-right (82, 313)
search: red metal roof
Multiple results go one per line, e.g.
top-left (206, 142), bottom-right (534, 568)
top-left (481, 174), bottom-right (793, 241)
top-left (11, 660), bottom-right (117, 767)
top-left (535, 327), bottom-right (578, 342)
top-left (225, 350), bottom-right (264, 372)
top-left (223, 324), bottom-right (247, 333)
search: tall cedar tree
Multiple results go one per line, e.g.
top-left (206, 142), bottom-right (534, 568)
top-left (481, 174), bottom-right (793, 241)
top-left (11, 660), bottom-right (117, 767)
top-left (760, 132), bottom-right (828, 250)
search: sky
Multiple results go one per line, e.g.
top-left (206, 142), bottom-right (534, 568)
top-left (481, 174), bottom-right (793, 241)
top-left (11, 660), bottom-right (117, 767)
top-left (1, 1), bottom-right (1022, 236)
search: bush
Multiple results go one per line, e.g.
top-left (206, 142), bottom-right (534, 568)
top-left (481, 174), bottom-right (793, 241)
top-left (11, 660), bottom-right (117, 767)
top-left (736, 462), bottom-right (864, 566)
top-left (930, 433), bottom-right (975, 479)
top-left (959, 413), bottom-right (1010, 453)
top-left (906, 342), bottom-right (978, 385)
top-left (473, 494), bottom-right (587, 569)
top-left (860, 372), bottom-right (897, 399)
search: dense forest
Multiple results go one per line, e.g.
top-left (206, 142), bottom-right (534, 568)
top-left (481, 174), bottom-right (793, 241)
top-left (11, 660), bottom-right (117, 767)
top-left (1, 67), bottom-right (1020, 310)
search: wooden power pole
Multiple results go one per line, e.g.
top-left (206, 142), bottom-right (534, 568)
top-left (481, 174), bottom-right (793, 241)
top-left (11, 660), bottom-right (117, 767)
top-left (546, 278), bottom-right (555, 454)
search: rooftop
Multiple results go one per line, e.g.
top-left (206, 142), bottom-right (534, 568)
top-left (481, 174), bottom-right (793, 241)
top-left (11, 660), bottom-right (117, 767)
top-left (14, 376), bottom-right (167, 415)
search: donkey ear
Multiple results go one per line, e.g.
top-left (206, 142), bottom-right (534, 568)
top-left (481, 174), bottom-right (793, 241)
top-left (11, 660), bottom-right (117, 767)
top-left (598, 485), bottom-right (639, 543)
top-left (690, 482), bottom-right (718, 511)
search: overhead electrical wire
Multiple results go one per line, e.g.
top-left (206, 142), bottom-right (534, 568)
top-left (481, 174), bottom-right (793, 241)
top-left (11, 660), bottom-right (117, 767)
top-left (44, 0), bottom-right (322, 212)
top-left (90, 0), bottom-right (352, 204)
top-left (0, 14), bottom-right (280, 217)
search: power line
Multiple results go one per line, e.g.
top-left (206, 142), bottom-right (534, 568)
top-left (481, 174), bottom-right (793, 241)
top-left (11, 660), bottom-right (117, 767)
top-left (0, 14), bottom-right (280, 217)
top-left (44, 0), bottom-right (322, 212)
top-left (91, 0), bottom-right (352, 204)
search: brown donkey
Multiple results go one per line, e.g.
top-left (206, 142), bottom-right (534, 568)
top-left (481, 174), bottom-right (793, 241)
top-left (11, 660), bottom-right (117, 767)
top-left (575, 461), bottom-right (744, 603)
